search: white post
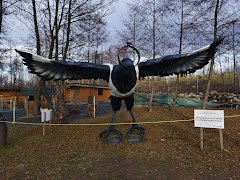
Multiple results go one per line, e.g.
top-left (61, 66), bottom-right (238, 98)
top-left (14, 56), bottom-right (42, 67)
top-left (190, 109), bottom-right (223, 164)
top-left (43, 112), bottom-right (46, 136)
top-left (13, 99), bottom-right (16, 122)
top-left (93, 96), bottom-right (96, 118)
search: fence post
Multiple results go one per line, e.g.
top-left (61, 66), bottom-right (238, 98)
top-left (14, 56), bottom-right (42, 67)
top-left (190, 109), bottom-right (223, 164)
top-left (13, 99), bottom-right (16, 122)
top-left (93, 96), bottom-right (96, 118)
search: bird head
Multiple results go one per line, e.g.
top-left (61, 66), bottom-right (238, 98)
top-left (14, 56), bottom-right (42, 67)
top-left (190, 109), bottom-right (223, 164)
top-left (120, 58), bottom-right (134, 69)
top-left (118, 43), bottom-right (141, 68)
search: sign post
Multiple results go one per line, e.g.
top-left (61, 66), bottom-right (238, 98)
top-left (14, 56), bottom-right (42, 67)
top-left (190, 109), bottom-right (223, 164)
top-left (200, 128), bottom-right (203, 150)
top-left (194, 109), bottom-right (224, 150)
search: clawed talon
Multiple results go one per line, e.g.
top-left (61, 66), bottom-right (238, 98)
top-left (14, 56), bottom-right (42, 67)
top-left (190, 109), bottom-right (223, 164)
top-left (127, 124), bottom-right (146, 142)
top-left (100, 125), bottom-right (123, 144)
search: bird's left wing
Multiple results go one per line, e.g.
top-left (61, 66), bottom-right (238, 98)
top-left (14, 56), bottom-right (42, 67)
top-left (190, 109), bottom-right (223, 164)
top-left (139, 38), bottom-right (223, 78)
top-left (16, 50), bottom-right (110, 81)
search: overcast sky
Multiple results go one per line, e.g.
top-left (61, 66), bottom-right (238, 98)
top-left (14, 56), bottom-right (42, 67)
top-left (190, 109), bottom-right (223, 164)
top-left (2, 0), bottom-right (130, 48)
top-left (106, 0), bottom-right (129, 44)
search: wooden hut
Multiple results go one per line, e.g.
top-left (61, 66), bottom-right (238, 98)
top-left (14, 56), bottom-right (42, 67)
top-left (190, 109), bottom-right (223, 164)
top-left (0, 88), bottom-right (24, 110)
top-left (65, 79), bottom-right (110, 104)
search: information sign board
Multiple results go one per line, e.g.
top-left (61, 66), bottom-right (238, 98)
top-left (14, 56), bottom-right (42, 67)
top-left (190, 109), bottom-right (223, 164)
top-left (194, 109), bottom-right (224, 129)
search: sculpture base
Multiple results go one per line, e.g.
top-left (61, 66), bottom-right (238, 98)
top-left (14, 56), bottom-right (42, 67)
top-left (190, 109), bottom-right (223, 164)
top-left (127, 124), bottom-right (145, 142)
top-left (100, 125), bottom-right (122, 144)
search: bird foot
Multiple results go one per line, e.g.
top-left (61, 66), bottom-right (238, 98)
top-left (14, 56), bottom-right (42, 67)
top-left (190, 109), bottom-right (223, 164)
top-left (100, 125), bottom-right (123, 144)
top-left (127, 124), bottom-right (146, 142)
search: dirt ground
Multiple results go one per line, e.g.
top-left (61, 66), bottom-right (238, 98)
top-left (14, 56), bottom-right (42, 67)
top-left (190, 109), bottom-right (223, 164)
top-left (0, 106), bottom-right (240, 179)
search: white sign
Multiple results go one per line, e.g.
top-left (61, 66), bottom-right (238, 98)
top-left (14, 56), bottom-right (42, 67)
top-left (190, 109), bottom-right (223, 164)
top-left (194, 109), bottom-right (224, 129)
top-left (40, 108), bottom-right (52, 122)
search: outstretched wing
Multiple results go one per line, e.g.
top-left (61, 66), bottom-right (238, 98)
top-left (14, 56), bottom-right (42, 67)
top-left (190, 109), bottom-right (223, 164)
top-left (16, 50), bottom-right (110, 81)
top-left (139, 38), bottom-right (223, 77)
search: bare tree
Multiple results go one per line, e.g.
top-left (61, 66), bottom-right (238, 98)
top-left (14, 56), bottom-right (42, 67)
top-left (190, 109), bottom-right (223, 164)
top-left (17, 0), bottom-right (114, 123)
top-left (202, 0), bottom-right (240, 107)
top-left (118, 3), bottom-right (144, 48)
top-left (167, 0), bottom-right (208, 107)
top-left (32, 0), bottom-right (53, 116)
top-left (231, 20), bottom-right (240, 92)
top-left (172, 0), bottom-right (185, 108)
top-left (0, 0), bottom-right (21, 33)
top-left (136, 0), bottom-right (170, 112)
top-left (0, 0), bottom-right (2, 33)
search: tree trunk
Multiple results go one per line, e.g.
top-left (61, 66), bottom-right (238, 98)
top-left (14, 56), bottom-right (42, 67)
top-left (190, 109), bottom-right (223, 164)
top-left (219, 53), bottom-right (225, 93)
top-left (149, 76), bottom-right (154, 112)
top-left (0, 113), bottom-right (7, 147)
top-left (55, 80), bottom-right (67, 123)
top-left (149, 1), bottom-right (156, 112)
top-left (32, 0), bottom-right (42, 116)
top-left (173, 75), bottom-right (180, 107)
top-left (173, 0), bottom-right (184, 108)
top-left (202, 0), bottom-right (219, 109)
top-left (53, 0), bottom-right (72, 124)
top-left (33, 78), bottom-right (41, 115)
top-left (54, 0), bottom-right (65, 123)
top-left (232, 21), bottom-right (238, 92)
top-left (0, 0), bottom-right (3, 33)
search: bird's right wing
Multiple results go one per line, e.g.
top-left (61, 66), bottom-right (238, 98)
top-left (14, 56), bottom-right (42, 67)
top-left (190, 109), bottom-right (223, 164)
top-left (16, 50), bottom-right (110, 81)
top-left (139, 38), bottom-right (223, 77)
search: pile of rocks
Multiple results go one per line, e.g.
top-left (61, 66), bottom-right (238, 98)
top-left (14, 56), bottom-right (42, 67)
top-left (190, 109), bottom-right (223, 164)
top-left (178, 91), bottom-right (240, 104)
top-left (178, 92), bottom-right (202, 99)
top-left (208, 91), bottom-right (240, 103)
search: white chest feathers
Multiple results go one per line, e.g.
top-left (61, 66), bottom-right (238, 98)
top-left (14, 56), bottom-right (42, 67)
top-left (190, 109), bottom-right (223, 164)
top-left (105, 64), bottom-right (139, 98)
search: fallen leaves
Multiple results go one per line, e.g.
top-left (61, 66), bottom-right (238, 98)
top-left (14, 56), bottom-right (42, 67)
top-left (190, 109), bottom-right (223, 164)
top-left (0, 107), bottom-right (240, 179)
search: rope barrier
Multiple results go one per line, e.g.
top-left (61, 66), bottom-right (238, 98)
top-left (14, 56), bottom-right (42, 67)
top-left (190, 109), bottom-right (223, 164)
top-left (0, 114), bottom-right (239, 127)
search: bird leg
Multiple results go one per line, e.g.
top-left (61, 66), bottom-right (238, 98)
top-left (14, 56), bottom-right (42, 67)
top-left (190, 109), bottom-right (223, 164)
top-left (99, 111), bottom-right (122, 144)
top-left (129, 109), bottom-right (137, 123)
top-left (127, 109), bottom-right (146, 142)
top-left (110, 110), bottom-right (116, 124)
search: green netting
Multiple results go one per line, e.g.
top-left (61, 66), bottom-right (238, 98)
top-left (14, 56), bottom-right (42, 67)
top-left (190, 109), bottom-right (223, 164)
top-left (134, 92), bottom-right (221, 108)
top-left (21, 88), bottom-right (56, 96)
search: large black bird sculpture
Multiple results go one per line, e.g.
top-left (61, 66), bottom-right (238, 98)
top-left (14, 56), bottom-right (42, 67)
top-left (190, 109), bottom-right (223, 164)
top-left (16, 38), bottom-right (223, 143)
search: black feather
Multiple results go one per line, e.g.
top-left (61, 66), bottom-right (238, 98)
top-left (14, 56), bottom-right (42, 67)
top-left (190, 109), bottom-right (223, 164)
top-left (139, 38), bottom-right (223, 78)
top-left (16, 50), bottom-right (110, 81)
